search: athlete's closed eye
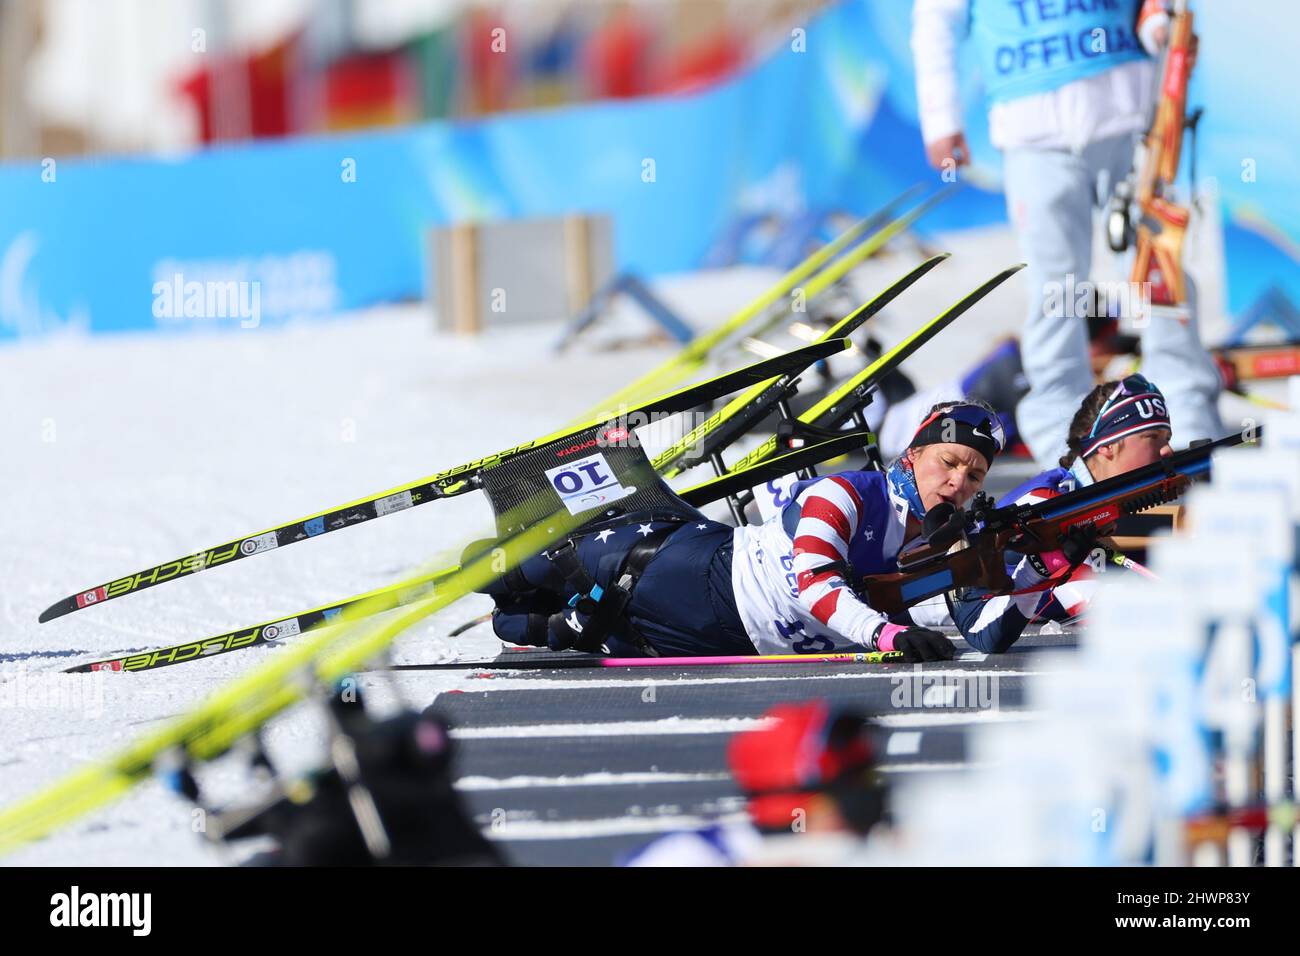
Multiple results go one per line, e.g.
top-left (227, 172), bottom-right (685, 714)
top-left (944, 456), bottom-right (984, 484)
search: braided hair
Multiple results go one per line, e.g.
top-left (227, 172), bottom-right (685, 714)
top-left (1058, 382), bottom-right (1119, 469)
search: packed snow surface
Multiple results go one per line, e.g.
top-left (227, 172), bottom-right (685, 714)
top-left (0, 235), bottom-right (1259, 864)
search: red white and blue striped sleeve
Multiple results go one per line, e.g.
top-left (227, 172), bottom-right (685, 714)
top-left (789, 475), bottom-right (888, 647)
top-left (1016, 486), bottom-right (1059, 506)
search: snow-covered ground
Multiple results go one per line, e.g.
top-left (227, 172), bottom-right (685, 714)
top-left (0, 228), bottom-right (1268, 865)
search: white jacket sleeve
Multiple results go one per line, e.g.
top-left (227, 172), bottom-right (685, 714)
top-left (911, 0), bottom-right (970, 146)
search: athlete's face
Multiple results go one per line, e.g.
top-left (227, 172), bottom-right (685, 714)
top-left (1089, 427), bottom-right (1173, 480)
top-left (909, 443), bottom-right (989, 512)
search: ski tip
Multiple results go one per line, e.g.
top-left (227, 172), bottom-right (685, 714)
top-left (912, 252), bottom-right (951, 272)
top-left (808, 338), bottom-right (852, 362)
top-left (791, 338), bottom-right (850, 362)
top-left (38, 601), bottom-right (70, 624)
top-left (986, 263), bottom-right (1027, 285)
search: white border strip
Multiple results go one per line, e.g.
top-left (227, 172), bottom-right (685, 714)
top-left (485, 813), bottom-right (750, 841)
top-left (450, 710), bottom-right (1041, 739)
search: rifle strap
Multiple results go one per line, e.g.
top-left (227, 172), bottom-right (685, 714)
top-left (1187, 106), bottom-right (1203, 207)
top-left (1019, 553), bottom-right (1094, 629)
top-left (982, 551), bottom-right (1093, 604)
top-left (796, 557), bottom-right (867, 605)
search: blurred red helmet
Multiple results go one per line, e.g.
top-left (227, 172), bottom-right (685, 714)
top-left (727, 701), bottom-right (882, 833)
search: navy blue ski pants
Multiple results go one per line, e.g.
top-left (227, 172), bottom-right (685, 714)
top-left (487, 514), bottom-right (754, 657)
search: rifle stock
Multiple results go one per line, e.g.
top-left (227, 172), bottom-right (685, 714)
top-left (859, 429), bottom-right (1255, 615)
top-left (863, 542), bottom-right (1013, 617)
top-left (1130, 4), bottom-right (1195, 308)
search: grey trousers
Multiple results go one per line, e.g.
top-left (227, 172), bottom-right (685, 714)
top-left (1002, 132), bottom-right (1224, 468)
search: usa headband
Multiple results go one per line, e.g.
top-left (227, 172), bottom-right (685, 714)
top-left (1081, 374), bottom-right (1170, 459)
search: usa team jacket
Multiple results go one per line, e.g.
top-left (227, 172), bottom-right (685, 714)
top-left (730, 471), bottom-right (908, 655)
top-left (733, 470), bottom-right (1054, 655)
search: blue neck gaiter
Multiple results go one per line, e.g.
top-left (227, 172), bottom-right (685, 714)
top-left (887, 458), bottom-right (927, 522)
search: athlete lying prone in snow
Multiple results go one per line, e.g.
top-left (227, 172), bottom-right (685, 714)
top-left (902, 373), bottom-right (1175, 648)
top-left (480, 400), bottom-right (1063, 661)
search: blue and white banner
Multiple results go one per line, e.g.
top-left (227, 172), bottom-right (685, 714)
top-left (1, 0), bottom-right (1296, 341)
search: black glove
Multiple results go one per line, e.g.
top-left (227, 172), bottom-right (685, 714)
top-left (1059, 524), bottom-right (1103, 567)
top-left (922, 501), bottom-right (964, 551)
top-left (890, 626), bottom-right (955, 663)
top-left (1026, 524), bottom-right (1105, 578)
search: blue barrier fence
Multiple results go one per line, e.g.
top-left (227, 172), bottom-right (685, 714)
top-left (1, 0), bottom-right (1295, 341)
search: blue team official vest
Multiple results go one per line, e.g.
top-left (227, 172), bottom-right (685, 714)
top-left (970, 0), bottom-right (1148, 104)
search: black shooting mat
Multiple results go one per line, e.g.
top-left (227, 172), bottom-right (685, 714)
top-left (431, 670), bottom-right (1036, 723)
top-left (409, 623), bottom-right (1079, 866)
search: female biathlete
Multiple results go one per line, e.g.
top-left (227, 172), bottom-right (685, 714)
top-left (903, 373), bottom-right (1175, 651)
top-left (481, 399), bottom-right (1063, 663)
